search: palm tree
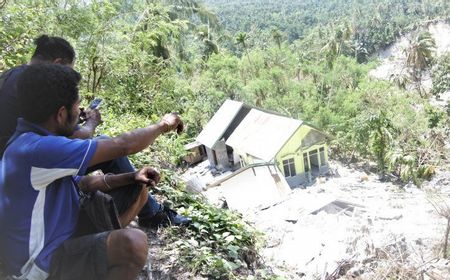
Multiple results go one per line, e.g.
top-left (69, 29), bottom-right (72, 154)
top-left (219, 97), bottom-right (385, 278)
top-left (271, 28), bottom-right (283, 49)
top-left (389, 71), bottom-right (409, 90)
top-left (406, 31), bottom-right (436, 70)
top-left (353, 41), bottom-right (368, 63)
top-left (163, 0), bottom-right (219, 30)
top-left (235, 32), bottom-right (253, 66)
top-left (161, 0), bottom-right (219, 62)
top-left (197, 26), bottom-right (219, 59)
top-left (367, 111), bottom-right (394, 174)
top-left (235, 32), bottom-right (247, 50)
top-left (404, 31), bottom-right (436, 96)
top-left (321, 23), bottom-right (353, 68)
top-left (203, 39), bottom-right (219, 58)
top-left (321, 36), bottom-right (339, 68)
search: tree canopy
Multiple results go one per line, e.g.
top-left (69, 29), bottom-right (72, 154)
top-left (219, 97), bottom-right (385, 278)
top-left (1, 0), bottom-right (450, 277)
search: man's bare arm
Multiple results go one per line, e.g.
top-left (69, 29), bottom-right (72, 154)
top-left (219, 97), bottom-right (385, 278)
top-left (78, 167), bottom-right (161, 192)
top-left (79, 172), bottom-right (135, 192)
top-left (88, 113), bottom-right (182, 167)
top-left (71, 121), bottom-right (97, 139)
top-left (71, 108), bottom-right (102, 139)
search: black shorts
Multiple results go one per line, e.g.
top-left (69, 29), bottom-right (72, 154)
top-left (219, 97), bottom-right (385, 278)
top-left (48, 231), bottom-right (111, 280)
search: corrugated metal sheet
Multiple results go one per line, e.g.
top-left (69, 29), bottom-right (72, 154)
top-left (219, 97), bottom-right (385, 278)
top-left (196, 100), bottom-right (244, 149)
top-left (226, 109), bottom-right (302, 162)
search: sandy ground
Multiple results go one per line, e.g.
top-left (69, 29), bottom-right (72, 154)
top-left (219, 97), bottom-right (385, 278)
top-left (370, 21), bottom-right (450, 81)
top-left (240, 161), bottom-right (450, 279)
top-left (369, 21), bottom-right (450, 101)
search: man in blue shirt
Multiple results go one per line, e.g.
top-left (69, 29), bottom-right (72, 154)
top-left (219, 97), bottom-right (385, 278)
top-left (0, 64), bottom-right (184, 279)
top-left (0, 35), bottom-right (190, 228)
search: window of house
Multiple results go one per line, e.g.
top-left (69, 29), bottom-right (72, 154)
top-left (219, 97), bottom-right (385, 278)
top-left (319, 147), bottom-right (326, 166)
top-left (282, 158), bottom-right (296, 177)
top-left (303, 153), bottom-right (310, 172)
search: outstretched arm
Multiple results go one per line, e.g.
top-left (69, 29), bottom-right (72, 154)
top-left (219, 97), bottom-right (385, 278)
top-left (88, 113), bottom-right (182, 167)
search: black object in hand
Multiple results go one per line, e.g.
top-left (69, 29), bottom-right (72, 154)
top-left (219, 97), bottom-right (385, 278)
top-left (89, 98), bottom-right (102, 109)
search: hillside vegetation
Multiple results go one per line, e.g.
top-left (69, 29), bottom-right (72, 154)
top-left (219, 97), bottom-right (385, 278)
top-left (1, 0), bottom-right (450, 278)
top-left (206, 0), bottom-right (448, 55)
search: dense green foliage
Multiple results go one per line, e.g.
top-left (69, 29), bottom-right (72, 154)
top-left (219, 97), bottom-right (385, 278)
top-left (432, 53), bottom-right (450, 97)
top-left (1, 0), bottom-right (450, 278)
top-left (160, 177), bottom-right (264, 279)
top-left (205, 0), bottom-right (449, 57)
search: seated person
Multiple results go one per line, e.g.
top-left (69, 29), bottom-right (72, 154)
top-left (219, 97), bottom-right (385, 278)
top-left (0, 64), bottom-right (185, 279)
top-left (0, 34), bottom-right (190, 227)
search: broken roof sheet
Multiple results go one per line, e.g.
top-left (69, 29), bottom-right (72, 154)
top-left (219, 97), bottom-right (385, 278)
top-left (196, 100), bottom-right (244, 149)
top-left (204, 164), bottom-right (291, 213)
top-left (226, 109), bottom-right (302, 162)
top-left (184, 140), bottom-right (202, 150)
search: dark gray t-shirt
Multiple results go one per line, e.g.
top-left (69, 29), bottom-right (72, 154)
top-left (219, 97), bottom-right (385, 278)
top-left (0, 65), bottom-right (27, 156)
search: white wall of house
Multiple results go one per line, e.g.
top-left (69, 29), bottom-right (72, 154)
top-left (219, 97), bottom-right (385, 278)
top-left (208, 165), bottom-right (291, 213)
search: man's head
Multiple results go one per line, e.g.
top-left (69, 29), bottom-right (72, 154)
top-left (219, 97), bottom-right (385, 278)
top-left (17, 64), bottom-right (81, 136)
top-left (31, 35), bottom-right (75, 66)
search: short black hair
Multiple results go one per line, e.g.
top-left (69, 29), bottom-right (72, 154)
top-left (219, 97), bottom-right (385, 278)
top-left (17, 64), bottom-right (81, 124)
top-left (31, 35), bottom-right (75, 64)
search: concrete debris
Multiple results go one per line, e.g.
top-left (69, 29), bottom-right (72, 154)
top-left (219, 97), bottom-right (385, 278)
top-left (201, 164), bottom-right (291, 213)
top-left (230, 160), bottom-right (450, 279)
top-left (310, 199), bottom-right (364, 216)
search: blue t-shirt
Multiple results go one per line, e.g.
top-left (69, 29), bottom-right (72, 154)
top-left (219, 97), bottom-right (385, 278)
top-left (0, 118), bottom-right (97, 279)
top-left (0, 65), bottom-right (28, 156)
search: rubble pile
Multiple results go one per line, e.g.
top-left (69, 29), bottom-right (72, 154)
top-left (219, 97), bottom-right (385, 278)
top-left (242, 161), bottom-right (450, 279)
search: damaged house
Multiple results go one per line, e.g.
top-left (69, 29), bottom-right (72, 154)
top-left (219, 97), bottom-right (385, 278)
top-left (195, 99), bottom-right (251, 170)
top-left (187, 99), bottom-right (330, 188)
top-left (226, 108), bottom-right (330, 187)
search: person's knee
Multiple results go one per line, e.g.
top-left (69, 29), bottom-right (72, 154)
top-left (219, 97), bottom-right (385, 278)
top-left (122, 229), bottom-right (148, 267)
top-left (110, 229), bottom-right (148, 267)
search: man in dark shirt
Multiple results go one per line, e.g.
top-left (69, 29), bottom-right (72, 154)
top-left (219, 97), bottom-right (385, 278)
top-left (0, 35), bottom-right (99, 155)
top-left (0, 35), bottom-right (190, 227)
top-left (0, 65), bottom-right (28, 152)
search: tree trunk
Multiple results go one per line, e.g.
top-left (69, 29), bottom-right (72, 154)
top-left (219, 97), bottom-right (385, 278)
top-left (443, 218), bottom-right (450, 258)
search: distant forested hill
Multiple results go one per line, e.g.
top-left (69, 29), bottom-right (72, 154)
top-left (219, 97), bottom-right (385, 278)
top-left (204, 0), bottom-right (449, 54)
top-left (205, 0), bottom-right (352, 40)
